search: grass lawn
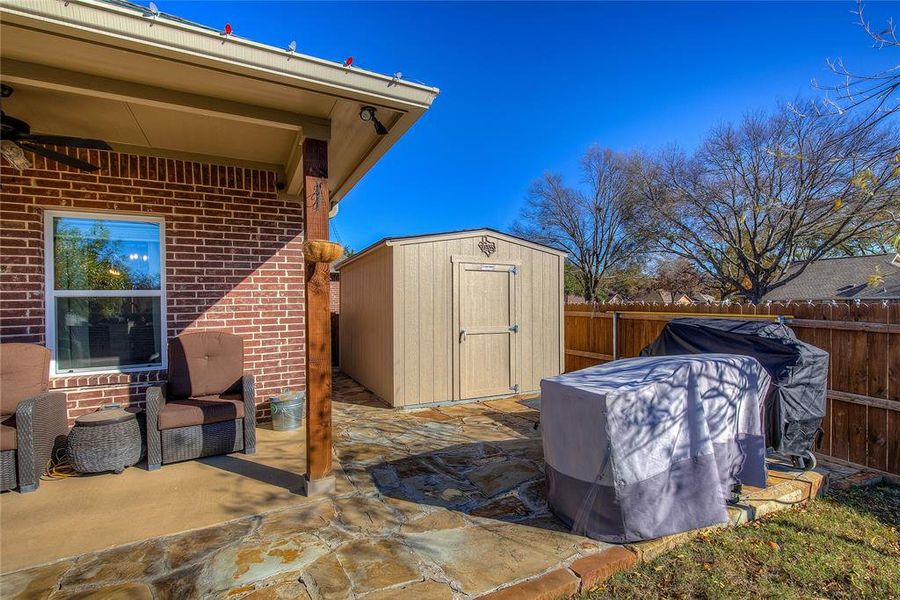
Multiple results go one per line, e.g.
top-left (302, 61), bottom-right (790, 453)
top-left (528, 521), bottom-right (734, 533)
top-left (581, 483), bottom-right (900, 599)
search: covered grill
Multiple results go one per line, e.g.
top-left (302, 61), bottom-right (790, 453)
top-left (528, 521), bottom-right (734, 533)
top-left (640, 318), bottom-right (828, 459)
top-left (541, 354), bottom-right (770, 543)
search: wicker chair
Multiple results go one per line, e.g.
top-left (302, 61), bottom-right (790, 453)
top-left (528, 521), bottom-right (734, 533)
top-left (0, 343), bottom-right (68, 493)
top-left (146, 332), bottom-right (256, 470)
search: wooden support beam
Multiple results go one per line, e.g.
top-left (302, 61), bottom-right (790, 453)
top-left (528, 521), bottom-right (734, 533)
top-left (303, 137), bottom-right (334, 494)
top-left (283, 133), bottom-right (305, 197)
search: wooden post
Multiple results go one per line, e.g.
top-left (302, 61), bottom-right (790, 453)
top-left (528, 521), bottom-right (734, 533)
top-left (303, 137), bottom-right (334, 495)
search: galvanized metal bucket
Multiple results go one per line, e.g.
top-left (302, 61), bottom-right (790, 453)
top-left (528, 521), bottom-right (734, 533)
top-left (269, 391), bottom-right (305, 432)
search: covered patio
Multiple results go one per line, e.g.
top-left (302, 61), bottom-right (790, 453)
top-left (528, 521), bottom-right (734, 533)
top-left (1, 374), bottom-right (830, 599)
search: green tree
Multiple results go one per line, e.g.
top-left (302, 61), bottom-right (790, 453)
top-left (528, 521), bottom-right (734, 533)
top-left (54, 222), bottom-right (157, 291)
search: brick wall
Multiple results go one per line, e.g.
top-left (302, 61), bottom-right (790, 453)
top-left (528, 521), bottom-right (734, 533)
top-left (330, 272), bottom-right (340, 314)
top-left (0, 148), bottom-right (306, 424)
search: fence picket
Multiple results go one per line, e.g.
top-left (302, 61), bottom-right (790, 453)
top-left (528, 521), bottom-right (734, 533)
top-left (563, 301), bottom-right (899, 476)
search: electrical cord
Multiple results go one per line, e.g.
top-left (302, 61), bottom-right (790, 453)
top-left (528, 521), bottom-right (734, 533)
top-left (41, 446), bottom-right (80, 480)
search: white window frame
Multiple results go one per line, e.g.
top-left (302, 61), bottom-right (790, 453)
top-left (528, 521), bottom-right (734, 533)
top-left (44, 210), bottom-right (168, 376)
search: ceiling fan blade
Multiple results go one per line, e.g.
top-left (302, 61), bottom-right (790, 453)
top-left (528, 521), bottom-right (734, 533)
top-left (20, 134), bottom-right (113, 151)
top-left (17, 142), bottom-right (101, 172)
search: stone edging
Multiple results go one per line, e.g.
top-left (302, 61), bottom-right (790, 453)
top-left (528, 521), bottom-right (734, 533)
top-left (477, 468), bottom-right (829, 599)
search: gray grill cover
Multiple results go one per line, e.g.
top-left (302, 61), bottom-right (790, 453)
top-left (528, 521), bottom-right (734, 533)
top-left (640, 318), bottom-right (828, 455)
top-left (541, 354), bottom-right (770, 543)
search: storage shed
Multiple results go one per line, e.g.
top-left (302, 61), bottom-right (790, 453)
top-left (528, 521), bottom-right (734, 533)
top-left (338, 229), bottom-right (566, 407)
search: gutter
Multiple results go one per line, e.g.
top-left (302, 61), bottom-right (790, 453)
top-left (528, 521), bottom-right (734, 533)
top-left (0, 0), bottom-right (440, 111)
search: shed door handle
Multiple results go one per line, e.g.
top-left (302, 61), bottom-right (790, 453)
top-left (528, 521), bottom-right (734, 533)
top-left (460, 329), bottom-right (468, 342)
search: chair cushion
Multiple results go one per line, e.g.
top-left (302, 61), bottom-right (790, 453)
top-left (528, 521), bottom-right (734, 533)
top-left (0, 415), bottom-right (17, 451)
top-left (157, 394), bottom-right (245, 430)
top-left (0, 343), bottom-right (50, 416)
top-left (167, 332), bottom-right (243, 400)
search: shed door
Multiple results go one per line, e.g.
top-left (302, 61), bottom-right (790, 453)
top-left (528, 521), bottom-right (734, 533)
top-left (455, 263), bottom-right (517, 400)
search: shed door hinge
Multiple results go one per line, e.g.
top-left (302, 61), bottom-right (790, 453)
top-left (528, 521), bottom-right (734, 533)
top-left (509, 324), bottom-right (519, 333)
top-left (511, 384), bottom-right (520, 393)
top-left (510, 266), bottom-right (518, 275)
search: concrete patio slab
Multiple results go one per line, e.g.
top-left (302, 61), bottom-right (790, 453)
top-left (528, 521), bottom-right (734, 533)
top-left (0, 425), bottom-right (324, 573)
top-left (0, 374), bottom-right (837, 599)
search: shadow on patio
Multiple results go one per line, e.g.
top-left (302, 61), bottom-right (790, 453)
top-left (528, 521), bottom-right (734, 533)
top-left (0, 373), bottom-right (830, 599)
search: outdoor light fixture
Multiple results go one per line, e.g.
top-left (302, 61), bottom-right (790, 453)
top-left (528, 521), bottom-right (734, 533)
top-left (1, 139), bottom-right (31, 171)
top-left (359, 106), bottom-right (388, 136)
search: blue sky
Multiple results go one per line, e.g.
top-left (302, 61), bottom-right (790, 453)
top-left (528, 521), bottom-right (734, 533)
top-left (167, 1), bottom-right (896, 251)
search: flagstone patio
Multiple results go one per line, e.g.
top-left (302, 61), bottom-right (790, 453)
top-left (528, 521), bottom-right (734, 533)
top-left (0, 374), bottom-right (831, 600)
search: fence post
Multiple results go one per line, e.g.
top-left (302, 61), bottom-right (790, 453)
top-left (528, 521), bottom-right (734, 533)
top-left (612, 311), bottom-right (619, 361)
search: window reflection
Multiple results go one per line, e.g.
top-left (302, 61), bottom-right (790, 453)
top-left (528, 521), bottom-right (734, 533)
top-left (56, 297), bottom-right (162, 371)
top-left (54, 217), bottom-right (161, 291)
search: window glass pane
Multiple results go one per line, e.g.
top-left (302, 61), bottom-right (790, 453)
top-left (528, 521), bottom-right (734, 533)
top-left (54, 216), bottom-right (161, 291)
top-left (55, 297), bottom-right (162, 371)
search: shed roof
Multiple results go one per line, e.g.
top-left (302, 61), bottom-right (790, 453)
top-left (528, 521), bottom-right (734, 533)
top-left (336, 228), bottom-right (567, 270)
top-left (762, 253), bottom-right (900, 301)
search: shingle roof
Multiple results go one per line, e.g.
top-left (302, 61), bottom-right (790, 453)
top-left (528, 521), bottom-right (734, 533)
top-left (763, 254), bottom-right (900, 301)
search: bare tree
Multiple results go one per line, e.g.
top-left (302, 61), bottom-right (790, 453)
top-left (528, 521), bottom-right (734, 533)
top-left (636, 103), bottom-right (899, 303)
top-left (652, 258), bottom-right (716, 299)
top-left (513, 147), bottom-right (645, 302)
top-left (814, 1), bottom-right (899, 156)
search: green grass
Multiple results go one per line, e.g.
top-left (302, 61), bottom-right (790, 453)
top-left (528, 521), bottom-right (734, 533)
top-left (581, 483), bottom-right (900, 600)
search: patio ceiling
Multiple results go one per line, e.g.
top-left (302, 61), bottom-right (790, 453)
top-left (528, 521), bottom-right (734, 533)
top-left (0, 0), bottom-right (439, 202)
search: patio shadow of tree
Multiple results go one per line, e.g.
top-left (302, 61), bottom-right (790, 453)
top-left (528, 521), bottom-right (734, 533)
top-left (366, 357), bottom-right (768, 539)
top-left (366, 436), bottom-right (562, 529)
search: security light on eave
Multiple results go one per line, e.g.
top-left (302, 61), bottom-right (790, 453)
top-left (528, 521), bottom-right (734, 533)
top-left (359, 106), bottom-right (388, 136)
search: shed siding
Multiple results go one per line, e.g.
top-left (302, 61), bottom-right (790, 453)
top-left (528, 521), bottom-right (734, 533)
top-left (339, 245), bottom-right (393, 402)
top-left (390, 232), bottom-right (563, 405)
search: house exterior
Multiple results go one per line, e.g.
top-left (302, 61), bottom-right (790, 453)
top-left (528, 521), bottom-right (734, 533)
top-left (635, 290), bottom-right (692, 304)
top-left (0, 0), bottom-right (437, 489)
top-left (762, 254), bottom-right (900, 302)
top-left (329, 254), bottom-right (350, 314)
top-left (337, 229), bottom-right (566, 407)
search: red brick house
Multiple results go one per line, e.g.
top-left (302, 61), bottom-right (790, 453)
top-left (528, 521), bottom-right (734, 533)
top-left (0, 0), bottom-right (436, 491)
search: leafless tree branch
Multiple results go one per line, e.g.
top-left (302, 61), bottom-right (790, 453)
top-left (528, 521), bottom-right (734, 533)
top-left (512, 147), bottom-right (648, 301)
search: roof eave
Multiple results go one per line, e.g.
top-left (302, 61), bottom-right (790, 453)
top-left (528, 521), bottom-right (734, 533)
top-left (0, 0), bottom-right (439, 112)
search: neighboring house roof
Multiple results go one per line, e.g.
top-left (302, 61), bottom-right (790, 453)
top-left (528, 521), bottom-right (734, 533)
top-left (336, 228), bottom-right (567, 270)
top-left (634, 290), bottom-right (705, 304)
top-left (0, 0), bottom-right (438, 202)
top-left (762, 254), bottom-right (900, 301)
top-left (637, 290), bottom-right (673, 304)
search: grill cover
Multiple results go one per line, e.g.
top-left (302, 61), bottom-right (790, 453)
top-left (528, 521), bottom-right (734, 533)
top-left (640, 318), bottom-right (828, 455)
top-left (541, 354), bottom-right (769, 543)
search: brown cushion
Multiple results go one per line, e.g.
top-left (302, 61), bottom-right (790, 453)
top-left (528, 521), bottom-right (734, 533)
top-left (167, 332), bottom-right (243, 400)
top-left (157, 394), bottom-right (245, 430)
top-left (1, 344), bottom-right (50, 416)
top-left (0, 415), bottom-right (17, 451)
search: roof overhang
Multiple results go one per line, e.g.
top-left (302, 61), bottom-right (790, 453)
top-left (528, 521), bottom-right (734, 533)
top-left (0, 0), bottom-right (438, 202)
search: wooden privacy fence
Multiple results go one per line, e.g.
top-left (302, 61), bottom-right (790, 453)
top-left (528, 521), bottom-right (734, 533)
top-left (564, 301), bottom-right (900, 477)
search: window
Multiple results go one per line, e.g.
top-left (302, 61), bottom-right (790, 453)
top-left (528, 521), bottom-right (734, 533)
top-left (45, 212), bottom-right (166, 374)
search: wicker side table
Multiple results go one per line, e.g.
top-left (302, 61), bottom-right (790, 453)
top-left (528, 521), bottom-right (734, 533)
top-left (67, 409), bottom-right (144, 474)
